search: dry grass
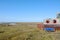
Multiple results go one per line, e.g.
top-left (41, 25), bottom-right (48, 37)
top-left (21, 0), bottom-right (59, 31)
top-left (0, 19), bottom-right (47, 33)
top-left (0, 23), bottom-right (60, 40)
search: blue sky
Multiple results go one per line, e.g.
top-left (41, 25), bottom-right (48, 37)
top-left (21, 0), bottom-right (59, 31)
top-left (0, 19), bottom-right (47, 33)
top-left (0, 0), bottom-right (60, 22)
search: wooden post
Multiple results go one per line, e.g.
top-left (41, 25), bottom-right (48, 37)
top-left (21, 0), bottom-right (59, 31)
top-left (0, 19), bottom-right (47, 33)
top-left (37, 23), bottom-right (44, 30)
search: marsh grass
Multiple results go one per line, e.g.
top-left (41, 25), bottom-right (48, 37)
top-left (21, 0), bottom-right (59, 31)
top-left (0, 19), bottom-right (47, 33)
top-left (0, 23), bottom-right (58, 40)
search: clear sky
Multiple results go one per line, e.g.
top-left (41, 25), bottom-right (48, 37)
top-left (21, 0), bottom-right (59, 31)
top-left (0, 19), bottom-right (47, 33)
top-left (0, 0), bottom-right (60, 22)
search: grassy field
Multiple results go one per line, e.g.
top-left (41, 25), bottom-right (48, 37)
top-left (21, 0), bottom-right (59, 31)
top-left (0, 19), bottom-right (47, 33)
top-left (0, 22), bottom-right (60, 40)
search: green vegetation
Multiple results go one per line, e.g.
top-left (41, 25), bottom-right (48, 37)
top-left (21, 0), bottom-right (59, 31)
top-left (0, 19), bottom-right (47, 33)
top-left (0, 23), bottom-right (59, 40)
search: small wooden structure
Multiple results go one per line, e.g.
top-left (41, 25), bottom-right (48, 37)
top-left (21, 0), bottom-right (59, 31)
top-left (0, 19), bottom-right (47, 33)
top-left (37, 23), bottom-right (60, 32)
top-left (37, 13), bottom-right (60, 32)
